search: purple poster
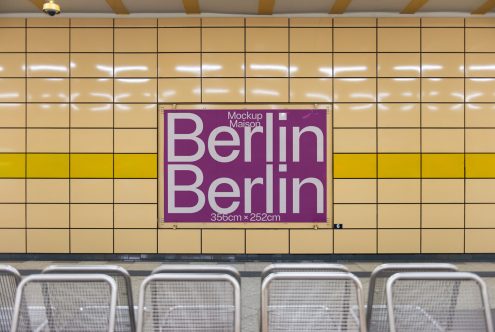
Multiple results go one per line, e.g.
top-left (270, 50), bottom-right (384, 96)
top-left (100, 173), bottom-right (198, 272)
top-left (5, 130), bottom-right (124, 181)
top-left (164, 109), bottom-right (327, 223)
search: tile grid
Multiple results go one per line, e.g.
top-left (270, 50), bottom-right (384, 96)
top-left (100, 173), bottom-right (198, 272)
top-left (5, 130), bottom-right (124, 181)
top-left (0, 18), bottom-right (495, 253)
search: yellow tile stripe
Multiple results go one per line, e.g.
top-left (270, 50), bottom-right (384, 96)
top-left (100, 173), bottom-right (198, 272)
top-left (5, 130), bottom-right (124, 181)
top-left (71, 154), bottom-right (113, 178)
top-left (1, 153), bottom-right (492, 179)
top-left (466, 154), bottom-right (495, 178)
top-left (115, 154), bottom-right (157, 178)
top-left (0, 154), bottom-right (25, 178)
top-left (422, 154), bottom-right (464, 178)
top-left (378, 154), bottom-right (420, 178)
top-left (334, 154), bottom-right (376, 178)
top-left (27, 154), bottom-right (69, 178)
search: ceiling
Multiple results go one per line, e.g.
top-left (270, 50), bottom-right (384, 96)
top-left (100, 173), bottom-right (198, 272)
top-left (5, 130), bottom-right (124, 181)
top-left (0, 0), bottom-right (494, 16)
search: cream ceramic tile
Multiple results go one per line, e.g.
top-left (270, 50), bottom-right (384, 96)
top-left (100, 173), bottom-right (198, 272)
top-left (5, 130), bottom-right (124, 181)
top-left (114, 104), bottom-right (157, 128)
top-left (246, 78), bottom-right (288, 102)
top-left (422, 28), bottom-right (464, 52)
top-left (114, 229), bottom-right (157, 253)
top-left (71, 204), bottom-right (113, 228)
top-left (246, 17), bottom-right (288, 27)
top-left (466, 204), bottom-right (495, 228)
top-left (71, 129), bottom-right (113, 153)
top-left (158, 229), bottom-right (200, 253)
top-left (115, 19), bottom-right (157, 27)
top-left (0, 204), bottom-right (24, 228)
top-left (202, 78), bottom-right (244, 103)
top-left (466, 179), bottom-right (495, 203)
top-left (334, 129), bottom-right (376, 153)
top-left (246, 230), bottom-right (288, 254)
top-left (114, 129), bottom-right (157, 153)
top-left (246, 28), bottom-right (288, 52)
top-left (159, 18), bottom-right (200, 27)
top-left (158, 78), bottom-right (200, 103)
top-left (27, 104), bottom-right (68, 128)
top-left (378, 53), bottom-right (420, 77)
top-left (27, 28), bottom-right (69, 52)
top-left (202, 17), bottom-right (244, 27)
top-left (27, 129), bottom-right (69, 153)
top-left (27, 18), bottom-right (69, 27)
top-left (378, 179), bottom-right (420, 203)
top-left (246, 53), bottom-right (288, 77)
top-left (290, 229), bottom-right (332, 254)
top-left (422, 104), bottom-right (464, 127)
top-left (466, 54), bottom-right (495, 78)
top-left (202, 53), bottom-right (244, 78)
top-left (0, 179), bottom-right (25, 203)
top-left (202, 230), bottom-right (245, 254)
top-left (0, 54), bottom-right (25, 77)
top-left (378, 28), bottom-right (420, 52)
top-left (334, 230), bottom-right (376, 254)
top-left (466, 230), bottom-right (495, 253)
top-left (378, 230), bottom-right (420, 253)
top-left (466, 28), bottom-right (495, 52)
top-left (334, 179), bottom-right (376, 203)
top-left (334, 18), bottom-right (376, 27)
top-left (0, 129), bottom-right (25, 152)
top-left (421, 78), bottom-right (464, 103)
top-left (290, 28), bottom-right (332, 52)
top-left (290, 78), bottom-right (332, 103)
top-left (334, 204), bottom-right (376, 228)
top-left (466, 78), bottom-right (495, 103)
top-left (70, 53), bottom-right (113, 77)
top-left (422, 129), bottom-right (464, 153)
top-left (28, 78), bottom-right (68, 103)
top-left (421, 18), bottom-right (464, 27)
top-left (0, 79), bottom-right (25, 102)
top-left (71, 78), bottom-right (112, 103)
top-left (70, 104), bottom-right (113, 128)
top-left (466, 104), bottom-right (495, 127)
top-left (70, 229), bottom-right (113, 253)
top-left (0, 104), bottom-right (25, 127)
top-left (422, 179), bottom-right (464, 203)
top-left (422, 53), bottom-right (464, 78)
top-left (378, 129), bottom-right (420, 152)
top-left (27, 230), bottom-right (69, 253)
top-left (71, 28), bottom-right (113, 52)
top-left (158, 53), bottom-right (200, 77)
top-left (70, 179), bottom-right (113, 203)
top-left (466, 129), bottom-right (495, 152)
top-left (114, 179), bottom-right (157, 203)
top-left (290, 18), bottom-right (332, 27)
top-left (115, 204), bottom-right (157, 228)
top-left (27, 53), bottom-right (68, 78)
top-left (70, 19), bottom-right (113, 27)
top-left (289, 53), bottom-right (332, 77)
top-left (378, 104), bottom-right (420, 127)
top-left (421, 229), bottom-right (463, 253)
top-left (334, 104), bottom-right (376, 127)
top-left (27, 179), bottom-right (68, 203)
top-left (115, 28), bottom-right (157, 52)
top-left (378, 78), bottom-right (420, 103)
top-left (422, 204), bottom-right (464, 228)
top-left (114, 78), bottom-right (157, 103)
top-left (334, 78), bottom-right (376, 103)
top-left (334, 53), bottom-right (376, 77)
top-left (158, 28), bottom-right (200, 52)
top-left (334, 28), bottom-right (376, 52)
top-left (27, 204), bottom-right (69, 228)
top-left (0, 230), bottom-right (25, 253)
top-left (115, 54), bottom-right (157, 77)
top-left (202, 28), bottom-right (244, 52)
top-left (0, 28), bottom-right (25, 52)
top-left (378, 204), bottom-right (420, 228)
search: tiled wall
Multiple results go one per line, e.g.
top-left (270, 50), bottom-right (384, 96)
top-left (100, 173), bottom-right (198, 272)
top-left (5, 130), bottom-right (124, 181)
top-left (0, 17), bottom-right (494, 254)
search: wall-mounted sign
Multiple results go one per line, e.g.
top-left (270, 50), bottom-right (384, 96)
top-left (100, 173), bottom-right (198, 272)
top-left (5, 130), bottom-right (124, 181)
top-left (164, 109), bottom-right (327, 223)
